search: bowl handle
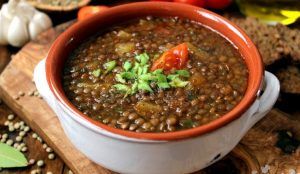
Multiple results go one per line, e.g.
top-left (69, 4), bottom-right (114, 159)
top-left (246, 71), bottom-right (280, 129)
top-left (33, 59), bottom-right (56, 108)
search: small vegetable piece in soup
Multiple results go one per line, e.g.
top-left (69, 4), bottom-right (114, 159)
top-left (63, 17), bottom-right (248, 132)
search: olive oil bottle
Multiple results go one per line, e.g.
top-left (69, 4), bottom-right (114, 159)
top-left (236, 0), bottom-right (300, 25)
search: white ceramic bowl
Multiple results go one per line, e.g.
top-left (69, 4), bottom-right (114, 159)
top-left (34, 2), bottom-right (280, 174)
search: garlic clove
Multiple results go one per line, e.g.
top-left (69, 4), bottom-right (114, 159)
top-left (7, 16), bottom-right (29, 47)
top-left (7, 0), bottom-right (20, 12)
top-left (1, 4), bottom-right (15, 21)
top-left (16, 1), bottom-right (36, 23)
top-left (31, 12), bottom-right (52, 31)
top-left (0, 12), bottom-right (12, 43)
top-left (28, 20), bottom-right (44, 40)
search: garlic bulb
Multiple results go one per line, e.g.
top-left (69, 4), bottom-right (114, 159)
top-left (29, 12), bottom-right (52, 39)
top-left (7, 16), bottom-right (29, 47)
top-left (0, 0), bottom-right (53, 47)
top-left (16, 1), bottom-right (36, 22)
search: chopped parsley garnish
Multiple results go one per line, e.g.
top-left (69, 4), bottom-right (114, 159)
top-left (112, 53), bottom-right (190, 97)
top-left (103, 60), bottom-right (116, 73)
top-left (92, 69), bottom-right (101, 77)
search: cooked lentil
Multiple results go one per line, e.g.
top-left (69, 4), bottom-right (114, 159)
top-left (63, 17), bottom-right (248, 132)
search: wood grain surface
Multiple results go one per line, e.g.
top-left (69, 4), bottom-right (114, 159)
top-left (0, 21), bottom-right (299, 174)
top-left (0, 22), bottom-right (110, 174)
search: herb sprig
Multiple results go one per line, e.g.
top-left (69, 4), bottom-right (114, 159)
top-left (113, 53), bottom-right (190, 97)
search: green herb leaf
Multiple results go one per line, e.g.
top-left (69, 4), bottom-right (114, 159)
top-left (131, 81), bottom-right (138, 94)
top-left (0, 143), bottom-right (28, 168)
top-left (157, 82), bottom-right (170, 89)
top-left (131, 62), bottom-right (140, 74)
top-left (169, 78), bottom-right (189, 88)
top-left (182, 119), bottom-right (194, 128)
top-left (176, 70), bottom-right (190, 78)
top-left (138, 81), bottom-right (153, 93)
top-left (167, 74), bottom-right (179, 80)
top-left (139, 74), bottom-right (155, 81)
top-left (123, 61), bottom-right (132, 71)
top-left (135, 53), bottom-right (149, 65)
top-left (137, 67), bottom-right (143, 75)
top-left (152, 69), bottom-right (163, 75)
top-left (103, 60), bottom-right (116, 73)
top-left (113, 84), bottom-right (130, 92)
top-left (156, 74), bottom-right (168, 83)
top-left (142, 65), bottom-right (149, 74)
top-left (115, 74), bottom-right (126, 83)
top-left (121, 72), bottom-right (136, 80)
top-left (92, 69), bottom-right (101, 77)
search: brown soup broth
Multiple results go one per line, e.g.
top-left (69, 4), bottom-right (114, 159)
top-left (62, 17), bottom-right (248, 132)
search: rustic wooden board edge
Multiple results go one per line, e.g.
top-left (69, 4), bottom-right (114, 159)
top-left (0, 68), bottom-right (106, 174)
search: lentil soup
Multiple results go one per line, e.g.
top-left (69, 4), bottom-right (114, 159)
top-left (62, 17), bottom-right (248, 133)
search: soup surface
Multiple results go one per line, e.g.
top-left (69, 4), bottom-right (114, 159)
top-left (63, 17), bottom-right (248, 132)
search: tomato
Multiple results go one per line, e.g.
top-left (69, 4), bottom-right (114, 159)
top-left (173, 0), bottom-right (206, 7)
top-left (150, 0), bottom-right (172, 1)
top-left (151, 43), bottom-right (189, 71)
top-left (77, 6), bottom-right (109, 21)
top-left (205, 0), bottom-right (232, 9)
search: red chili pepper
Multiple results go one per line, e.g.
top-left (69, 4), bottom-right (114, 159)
top-left (151, 43), bottom-right (189, 72)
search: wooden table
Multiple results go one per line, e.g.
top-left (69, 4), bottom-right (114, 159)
top-left (1, 1), bottom-right (300, 174)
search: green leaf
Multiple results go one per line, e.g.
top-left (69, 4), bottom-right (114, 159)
top-left (138, 81), bottom-right (153, 93)
top-left (103, 60), bottom-right (116, 73)
top-left (123, 61), bottom-right (132, 71)
top-left (139, 74), bottom-right (155, 81)
top-left (157, 82), bottom-right (170, 89)
top-left (0, 143), bottom-right (28, 168)
top-left (142, 65), bottom-right (149, 74)
top-left (121, 72), bottom-right (136, 80)
top-left (113, 84), bottom-right (130, 92)
top-left (135, 53), bottom-right (149, 65)
top-left (182, 119), bottom-right (194, 128)
top-left (131, 62), bottom-right (140, 73)
top-left (92, 69), bottom-right (101, 77)
top-left (152, 69), bottom-right (163, 75)
top-left (169, 78), bottom-right (189, 88)
top-left (176, 70), bottom-right (190, 78)
top-left (156, 74), bottom-right (168, 83)
top-left (167, 74), bottom-right (179, 80)
top-left (115, 74), bottom-right (126, 83)
top-left (131, 81), bottom-right (138, 94)
top-left (137, 67), bottom-right (143, 75)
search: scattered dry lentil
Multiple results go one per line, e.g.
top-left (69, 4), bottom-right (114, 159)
top-left (7, 114), bottom-right (14, 120)
top-left (46, 147), bottom-right (53, 153)
top-left (6, 139), bottom-right (13, 146)
top-left (21, 146), bottom-right (28, 152)
top-left (8, 125), bottom-right (15, 132)
top-left (32, 133), bottom-right (38, 139)
top-left (16, 136), bottom-right (22, 142)
top-left (37, 160), bottom-right (44, 167)
top-left (48, 153), bottom-right (55, 160)
top-left (42, 143), bottom-right (48, 149)
top-left (29, 159), bottom-right (36, 165)
top-left (24, 126), bottom-right (30, 132)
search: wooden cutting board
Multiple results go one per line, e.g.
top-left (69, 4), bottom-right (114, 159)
top-left (0, 21), bottom-right (299, 174)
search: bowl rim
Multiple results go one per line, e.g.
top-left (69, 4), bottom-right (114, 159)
top-left (45, 2), bottom-right (263, 141)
